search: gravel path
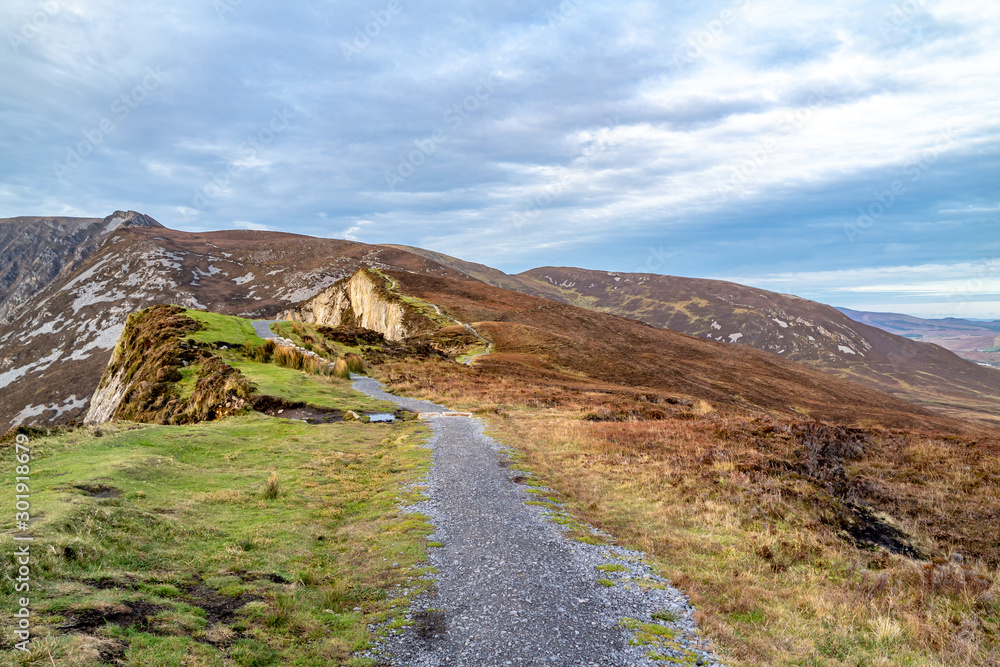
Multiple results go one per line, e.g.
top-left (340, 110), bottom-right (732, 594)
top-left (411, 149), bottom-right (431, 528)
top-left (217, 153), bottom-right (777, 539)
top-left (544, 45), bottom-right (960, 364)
top-left (252, 320), bottom-right (279, 339)
top-left (352, 376), bottom-right (725, 667)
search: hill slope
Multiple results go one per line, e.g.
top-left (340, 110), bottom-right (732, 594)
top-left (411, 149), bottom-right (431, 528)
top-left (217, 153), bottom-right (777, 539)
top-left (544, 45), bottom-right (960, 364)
top-left (3, 214), bottom-right (998, 432)
top-left (505, 267), bottom-right (1000, 424)
top-left (0, 211), bottom-right (160, 324)
top-left (383, 270), bottom-right (981, 433)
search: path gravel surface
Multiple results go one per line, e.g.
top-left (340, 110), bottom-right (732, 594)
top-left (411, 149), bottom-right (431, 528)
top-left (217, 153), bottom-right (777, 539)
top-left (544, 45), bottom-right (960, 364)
top-left (352, 376), bottom-right (725, 667)
top-left (252, 320), bottom-right (279, 339)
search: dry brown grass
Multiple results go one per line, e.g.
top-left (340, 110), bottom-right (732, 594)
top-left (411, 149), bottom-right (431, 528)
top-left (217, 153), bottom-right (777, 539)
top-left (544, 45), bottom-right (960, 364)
top-left (271, 344), bottom-right (334, 376)
top-left (264, 471), bottom-right (280, 499)
top-left (373, 356), bottom-right (1000, 666)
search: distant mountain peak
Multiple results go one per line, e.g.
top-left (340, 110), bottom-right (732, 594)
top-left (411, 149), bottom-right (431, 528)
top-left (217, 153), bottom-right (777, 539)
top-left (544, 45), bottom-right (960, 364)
top-left (101, 210), bottom-right (163, 233)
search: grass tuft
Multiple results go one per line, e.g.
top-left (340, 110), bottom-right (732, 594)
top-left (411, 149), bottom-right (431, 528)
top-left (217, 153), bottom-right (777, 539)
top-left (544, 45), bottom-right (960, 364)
top-left (264, 471), bottom-right (280, 499)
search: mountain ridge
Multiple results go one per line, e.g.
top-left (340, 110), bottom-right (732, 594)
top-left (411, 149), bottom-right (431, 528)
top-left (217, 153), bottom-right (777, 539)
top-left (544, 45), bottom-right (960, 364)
top-left (2, 213), bottom-right (998, 431)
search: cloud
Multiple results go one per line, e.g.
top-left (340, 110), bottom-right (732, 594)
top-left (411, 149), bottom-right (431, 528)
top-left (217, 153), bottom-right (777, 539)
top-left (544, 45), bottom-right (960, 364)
top-left (0, 0), bottom-right (996, 317)
top-left (341, 219), bottom-right (372, 241)
top-left (725, 260), bottom-right (1000, 319)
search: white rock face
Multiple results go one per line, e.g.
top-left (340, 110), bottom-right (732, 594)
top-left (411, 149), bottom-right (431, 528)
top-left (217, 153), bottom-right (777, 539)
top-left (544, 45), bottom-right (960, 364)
top-left (84, 363), bottom-right (130, 425)
top-left (282, 270), bottom-right (409, 341)
top-left (83, 330), bottom-right (132, 425)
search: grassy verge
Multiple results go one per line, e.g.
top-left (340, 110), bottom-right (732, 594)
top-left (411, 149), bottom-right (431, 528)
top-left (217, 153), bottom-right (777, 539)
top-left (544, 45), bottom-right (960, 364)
top-left (183, 310), bottom-right (262, 348)
top-left (0, 414), bottom-right (433, 666)
top-left (223, 358), bottom-right (396, 414)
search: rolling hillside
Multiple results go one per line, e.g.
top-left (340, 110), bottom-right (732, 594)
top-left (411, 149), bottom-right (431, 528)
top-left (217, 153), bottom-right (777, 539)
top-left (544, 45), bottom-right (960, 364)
top-left (2, 213), bottom-right (998, 431)
top-left (504, 267), bottom-right (1000, 424)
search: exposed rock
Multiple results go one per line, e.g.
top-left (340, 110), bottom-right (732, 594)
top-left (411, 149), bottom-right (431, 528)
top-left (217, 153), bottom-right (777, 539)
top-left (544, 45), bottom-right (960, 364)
top-left (84, 366), bottom-right (129, 425)
top-left (281, 268), bottom-right (432, 342)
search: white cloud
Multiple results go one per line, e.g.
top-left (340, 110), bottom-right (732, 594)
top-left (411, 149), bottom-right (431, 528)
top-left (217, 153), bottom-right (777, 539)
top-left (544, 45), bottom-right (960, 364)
top-left (0, 0), bottom-right (995, 297)
top-left (725, 260), bottom-right (1000, 319)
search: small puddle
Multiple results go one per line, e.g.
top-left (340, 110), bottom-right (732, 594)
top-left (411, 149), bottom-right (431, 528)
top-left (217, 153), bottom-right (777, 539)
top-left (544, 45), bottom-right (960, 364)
top-left (367, 413), bottom-right (396, 423)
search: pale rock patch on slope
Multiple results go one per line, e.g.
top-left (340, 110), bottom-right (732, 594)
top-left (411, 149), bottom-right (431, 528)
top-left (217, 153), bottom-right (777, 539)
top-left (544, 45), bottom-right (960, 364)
top-left (276, 272), bottom-right (343, 303)
top-left (68, 323), bottom-right (126, 362)
top-left (26, 315), bottom-right (68, 340)
top-left (69, 281), bottom-right (128, 315)
top-left (0, 350), bottom-right (64, 390)
top-left (12, 395), bottom-right (88, 426)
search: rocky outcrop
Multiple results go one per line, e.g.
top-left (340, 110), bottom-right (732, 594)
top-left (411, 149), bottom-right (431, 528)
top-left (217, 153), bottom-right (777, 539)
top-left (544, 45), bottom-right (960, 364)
top-left (281, 269), bottom-right (432, 342)
top-left (84, 305), bottom-right (254, 426)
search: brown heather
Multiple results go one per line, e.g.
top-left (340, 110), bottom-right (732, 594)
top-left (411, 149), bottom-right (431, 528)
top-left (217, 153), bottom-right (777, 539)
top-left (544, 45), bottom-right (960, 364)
top-left (374, 355), bottom-right (1000, 666)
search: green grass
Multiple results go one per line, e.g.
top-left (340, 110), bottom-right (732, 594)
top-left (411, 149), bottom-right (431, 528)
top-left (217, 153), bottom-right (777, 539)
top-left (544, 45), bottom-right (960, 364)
top-left (224, 358), bottom-right (395, 413)
top-left (183, 309), bottom-right (263, 347)
top-left (597, 563), bottom-right (627, 573)
top-left (620, 618), bottom-right (695, 662)
top-left (0, 414), bottom-right (434, 666)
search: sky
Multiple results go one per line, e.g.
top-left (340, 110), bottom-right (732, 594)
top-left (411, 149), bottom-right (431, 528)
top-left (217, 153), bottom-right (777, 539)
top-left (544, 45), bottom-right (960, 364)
top-left (1, 0), bottom-right (998, 319)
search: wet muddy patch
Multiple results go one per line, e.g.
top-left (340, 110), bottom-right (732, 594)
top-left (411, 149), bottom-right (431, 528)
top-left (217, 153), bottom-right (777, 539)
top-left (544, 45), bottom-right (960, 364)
top-left (57, 600), bottom-right (163, 633)
top-left (252, 395), bottom-right (343, 423)
top-left (73, 483), bottom-right (122, 498)
top-left (253, 395), bottom-right (415, 425)
top-left (182, 584), bottom-right (257, 625)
